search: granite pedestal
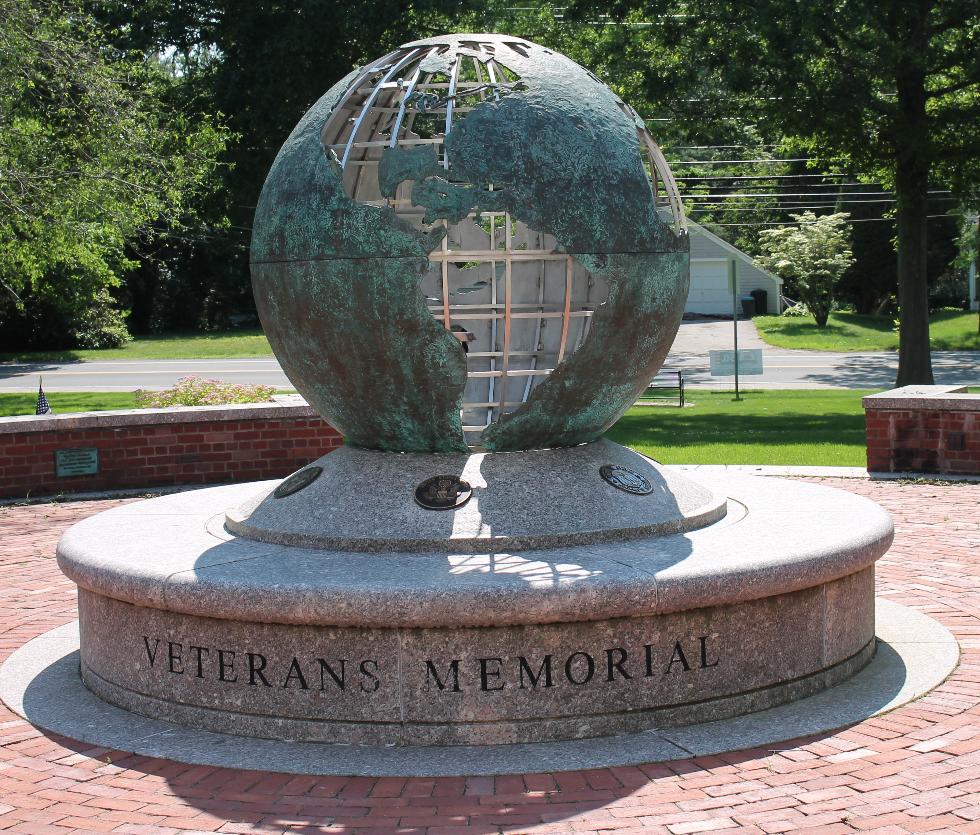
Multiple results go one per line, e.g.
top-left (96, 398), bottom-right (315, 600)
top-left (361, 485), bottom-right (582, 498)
top-left (57, 441), bottom-right (893, 746)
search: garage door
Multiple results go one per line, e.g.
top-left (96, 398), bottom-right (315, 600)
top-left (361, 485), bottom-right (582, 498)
top-left (686, 260), bottom-right (732, 315)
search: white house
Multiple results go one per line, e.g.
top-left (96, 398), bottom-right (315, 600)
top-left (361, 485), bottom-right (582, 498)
top-left (686, 222), bottom-right (783, 315)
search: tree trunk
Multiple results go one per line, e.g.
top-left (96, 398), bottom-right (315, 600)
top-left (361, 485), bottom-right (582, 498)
top-left (893, 6), bottom-right (934, 387)
top-left (894, 167), bottom-right (932, 386)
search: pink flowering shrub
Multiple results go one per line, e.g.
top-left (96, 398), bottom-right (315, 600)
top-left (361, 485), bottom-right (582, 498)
top-left (135, 376), bottom-right (277, 408)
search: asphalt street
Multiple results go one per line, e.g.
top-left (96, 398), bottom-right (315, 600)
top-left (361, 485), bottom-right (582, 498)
top-left (0, 320), bottom-right (975, 392)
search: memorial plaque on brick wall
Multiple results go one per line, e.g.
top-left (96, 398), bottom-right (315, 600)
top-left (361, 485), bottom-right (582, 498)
top-left (55, 447), bottom-right (99, 477)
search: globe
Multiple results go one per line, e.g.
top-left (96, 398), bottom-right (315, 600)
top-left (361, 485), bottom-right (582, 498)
top-left (251, 34), bottom-right (689, 453)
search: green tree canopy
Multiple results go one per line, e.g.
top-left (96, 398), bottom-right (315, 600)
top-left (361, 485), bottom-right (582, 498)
top-left (570, 0), bottom-right (980, 384)
top-left (0, 0), bottom-right (228, 349)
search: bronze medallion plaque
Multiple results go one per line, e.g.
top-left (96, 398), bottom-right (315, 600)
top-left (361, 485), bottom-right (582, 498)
top-left (415, 475), bottom-right (472, 510)
top-left (273, 466), bottom-right (323, 499)
top-left (599, 464), bottom-right (654, 495)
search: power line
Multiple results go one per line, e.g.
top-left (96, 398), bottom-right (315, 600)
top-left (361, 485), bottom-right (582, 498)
top-left (679, 181), bottom-right (874, 190)
top-left (687, 204), bottom-right (888, 212)
top-left (669, 158), bottom-right (825, 165)
top-left (675, 173), bottom-right (868, 181)
top-left (680, 189), bottom-right (951, 199)
top-left (665, 144), bottom-right (783, 150)
top-left (701, 214), bottom-right (954, 227)
top-left (686, 198), bottom-right (896, 206)
top-left (686, 196), bottom-right (958, 208)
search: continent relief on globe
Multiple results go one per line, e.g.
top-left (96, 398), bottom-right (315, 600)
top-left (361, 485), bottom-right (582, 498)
top-left (250, 38), bottom-right (690, 453)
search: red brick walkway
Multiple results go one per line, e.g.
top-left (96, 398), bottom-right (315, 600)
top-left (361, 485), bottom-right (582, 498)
top-left (1, 478), bottom-right (978, 834)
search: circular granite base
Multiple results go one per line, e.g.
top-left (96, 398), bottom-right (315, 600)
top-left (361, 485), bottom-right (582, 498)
top-left (0, 600), bottom-right (958, 776)
top-left (55, 462), bottom-right (895, 746)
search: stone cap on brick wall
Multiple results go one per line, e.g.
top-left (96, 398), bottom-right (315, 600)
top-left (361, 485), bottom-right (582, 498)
top-left (863, 385), bottom-right (980, 412)
top-left (0, 394), bottom-right (318, 436)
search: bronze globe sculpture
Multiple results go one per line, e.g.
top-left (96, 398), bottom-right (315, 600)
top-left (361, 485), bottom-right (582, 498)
top-left (251, 34), bottom-right (689, 452)
top-left (43, 35), bottom-right (893, 769)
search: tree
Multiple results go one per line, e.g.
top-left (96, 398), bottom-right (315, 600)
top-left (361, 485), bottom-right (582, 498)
top-left (0, 0), bottom-right (228, 349)
top-left (570, 0), bottom-right (980, 385)
top-left (89, 0), bottom-right (501, 331)
top-left (757, 212), bottom-right (855, 327)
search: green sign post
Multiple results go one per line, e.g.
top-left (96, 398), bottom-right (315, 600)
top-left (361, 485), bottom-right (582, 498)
top-left (729, 259), bottom-right (741, 401)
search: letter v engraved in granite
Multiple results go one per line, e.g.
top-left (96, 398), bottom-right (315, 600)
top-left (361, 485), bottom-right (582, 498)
top-left (143, 637), bottom-right (161, 668)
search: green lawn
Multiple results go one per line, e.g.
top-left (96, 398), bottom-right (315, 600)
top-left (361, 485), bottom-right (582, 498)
top-left (606, 389), bottom-right (876, 466)
top-left (754, 310), bottom-right (979, 352)
top-left (3, 310), bottom-right (976, 361)
top-left (0, 392), bottom-right (139, 417)
top-left (2, 388), bottom-right (878, 466)
top-left (0, 328), bottom-right (273, 362)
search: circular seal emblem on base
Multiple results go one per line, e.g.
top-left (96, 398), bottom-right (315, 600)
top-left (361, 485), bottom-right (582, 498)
top-left (600, 464), bottom-right (654, 495)
top-left (273, 466), bottom-right (323, 499)
top-left (415, 475), bottom-right (472, 510)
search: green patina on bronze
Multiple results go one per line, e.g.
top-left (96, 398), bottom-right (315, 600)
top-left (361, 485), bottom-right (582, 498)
top-left (250, 36), bottom-right (689, 453)
top-left (250, 71), bottom-right (468, 453)
top-left (377, 146), bottom-right (441, 200)
top-left (385, 38), bottom-right (689, 451)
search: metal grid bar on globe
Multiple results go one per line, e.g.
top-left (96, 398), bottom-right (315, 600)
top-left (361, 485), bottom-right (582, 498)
top-left (340, 49), bottom-right (422, 169)
top-left (388, 47), bottom-right (441, 149)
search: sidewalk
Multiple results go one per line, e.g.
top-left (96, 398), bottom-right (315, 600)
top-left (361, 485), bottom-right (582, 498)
top-left (668, 317), bottom-right (767, 356)
top-left (0, 476), bottom-right (978, 834)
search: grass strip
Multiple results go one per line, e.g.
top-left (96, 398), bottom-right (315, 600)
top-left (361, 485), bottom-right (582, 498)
top-left (753, 310), bottom-right (979, 352)
top-left (605, 389), bottom-right (876, 466)
top-left (0, 329), bottom-right (273, 362)
top-left (2, 389), bottom-right (878, 467)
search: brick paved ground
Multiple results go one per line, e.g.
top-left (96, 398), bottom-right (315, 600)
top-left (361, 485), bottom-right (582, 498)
top-left (0, 478), bottom-right (978, 834)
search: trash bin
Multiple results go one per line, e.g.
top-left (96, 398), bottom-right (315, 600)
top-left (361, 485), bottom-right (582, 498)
top-left (750, 289), bottom-right (768, 315)
top-left (740, 296), bottom-right (755, 318)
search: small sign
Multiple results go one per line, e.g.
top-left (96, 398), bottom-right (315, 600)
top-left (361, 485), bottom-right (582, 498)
top-left (55, 447), bottom-right (99, 477)
top-left (709, 349), bottom-right (764, 376)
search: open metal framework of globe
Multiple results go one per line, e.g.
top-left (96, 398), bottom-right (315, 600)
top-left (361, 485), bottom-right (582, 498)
top-left (251, 34), bottom-right (690, 453)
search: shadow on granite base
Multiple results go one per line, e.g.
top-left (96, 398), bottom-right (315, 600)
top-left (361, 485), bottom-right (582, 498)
top-left (0, 599), bottom-right (957, 777)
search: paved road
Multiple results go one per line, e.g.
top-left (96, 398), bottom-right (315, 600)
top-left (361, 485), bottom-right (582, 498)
top-left (0, 358), bottom-right (288, 393)
top-left (0, 320), bottom-right (976, 392)
top-left (665, 350), bottom-right (978, 389)
top-left (664, 318), bottom-right (977, 389)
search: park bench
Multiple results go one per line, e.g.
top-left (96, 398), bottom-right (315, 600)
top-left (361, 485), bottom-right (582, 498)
top-left (641, 369), bottom-right (685, 407)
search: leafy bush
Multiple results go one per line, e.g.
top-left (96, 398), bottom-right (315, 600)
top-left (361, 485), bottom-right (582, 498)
top-left (781, 302), bottom-right (811, 317)
top-left (758, 212), bottom-right (855, 328)
top-left (135, 376), bottom-right (276, 408)
top-left (72, 288), bottom-right (132, 349)
top-left (929, 269), bottom-right (969, 311)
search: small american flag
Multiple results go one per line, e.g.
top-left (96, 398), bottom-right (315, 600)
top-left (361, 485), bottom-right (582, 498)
top-left (35, 378), bottom-right (52, 415)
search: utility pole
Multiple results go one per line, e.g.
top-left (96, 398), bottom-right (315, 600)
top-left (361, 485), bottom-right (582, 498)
top-left (970, 214), bottom-right (979, 333)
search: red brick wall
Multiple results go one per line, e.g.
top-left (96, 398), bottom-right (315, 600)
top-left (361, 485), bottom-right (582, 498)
top-left (866, 408), bottom-right (979, 474)
top-left (0, 410), bottom-right (343, 500)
